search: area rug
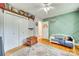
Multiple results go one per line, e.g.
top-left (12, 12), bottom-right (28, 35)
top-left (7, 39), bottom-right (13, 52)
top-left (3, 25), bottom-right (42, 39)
top-left (11, 43), bottom-right (75, 56)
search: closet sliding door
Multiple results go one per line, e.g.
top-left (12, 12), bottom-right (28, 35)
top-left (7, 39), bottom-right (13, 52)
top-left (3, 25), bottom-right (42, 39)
top-left (28, 19), bottom-right (35, 37)
top-left (18, 18), bottom-right (28, 45)
top-left (4, 11), bottom-right (19, 52)
top-left (4, 10), bottom-right (29, 52)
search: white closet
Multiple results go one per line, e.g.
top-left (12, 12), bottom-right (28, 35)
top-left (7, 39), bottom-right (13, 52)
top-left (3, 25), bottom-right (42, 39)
top-left (4, 11), bottom-right (19, 52)
top-left (28, 19), bottom-right (35, 36)
top-left (18, 18), bottom-right (28, 45)
top-left (4, 11), bottom-right (29, 52)
top-left (3, 10), bottom-right (36, 52)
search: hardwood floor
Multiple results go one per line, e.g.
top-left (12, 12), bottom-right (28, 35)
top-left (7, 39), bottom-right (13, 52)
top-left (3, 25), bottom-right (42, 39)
top-left (5, 45), bottom-right (27, 56)
top-left (38, 38), bottom-right (79, 55)
top-left (5, 38), bottom-right (79, 56)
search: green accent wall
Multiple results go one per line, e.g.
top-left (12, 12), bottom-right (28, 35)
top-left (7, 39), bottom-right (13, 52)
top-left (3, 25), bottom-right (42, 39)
top-left (43, 11), bottom-right (79, 44)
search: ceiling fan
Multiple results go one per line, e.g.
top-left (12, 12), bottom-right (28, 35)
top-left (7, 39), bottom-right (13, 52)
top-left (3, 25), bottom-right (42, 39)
top-left (39, 3), bottom-right (54, 14)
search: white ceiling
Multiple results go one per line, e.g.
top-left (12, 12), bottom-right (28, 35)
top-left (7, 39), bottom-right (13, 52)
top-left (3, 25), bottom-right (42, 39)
top-left (10, 3), bottom-right (79, 20)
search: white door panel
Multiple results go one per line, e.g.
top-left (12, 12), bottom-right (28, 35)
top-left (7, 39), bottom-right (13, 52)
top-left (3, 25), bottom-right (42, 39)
top-left (42, 21), bottom-right (49, 39)
top-left (4, 11), bottom-right (19, 52)
top-left (18, 18), bottom-right (28, 45)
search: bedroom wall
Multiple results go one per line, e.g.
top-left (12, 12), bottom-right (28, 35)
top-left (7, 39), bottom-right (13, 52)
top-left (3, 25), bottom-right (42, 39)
top-left (43, 11), bottom-right (79, 44)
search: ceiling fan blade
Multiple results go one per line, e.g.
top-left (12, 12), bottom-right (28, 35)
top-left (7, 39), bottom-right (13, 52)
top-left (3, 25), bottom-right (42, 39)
top-left (35, 8), bottom-right (44, 12)
top-left (41, 3), bottom-right (46, 7)
top-left (41, 3), bottom-right (52, 6)
top-left (49, 6), bottom-right (54, 9)
top-left (47, 3), bottom-right (52, 6)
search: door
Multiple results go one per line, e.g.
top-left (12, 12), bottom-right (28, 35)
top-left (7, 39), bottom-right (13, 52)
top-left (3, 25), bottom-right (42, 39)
top-left (42, 21), bottom-right (49, 39)
top-left (4, 11), bottom-right (19, 52)
top-left (18, 18), bottom-right (28, 45)
top-left (28, 19), bottom-right (35, 37)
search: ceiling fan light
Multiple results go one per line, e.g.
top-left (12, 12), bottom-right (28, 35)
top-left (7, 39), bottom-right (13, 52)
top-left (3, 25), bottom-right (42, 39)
top-left (41, 3), bottom-right (54, 14)
top-left (43, 8), bottom-right (48, 13)
top-left (47, 7), bottom-right (50, 11)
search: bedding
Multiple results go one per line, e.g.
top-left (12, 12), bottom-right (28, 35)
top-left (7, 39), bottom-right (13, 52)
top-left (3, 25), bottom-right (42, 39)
top-left (50, 35), bottom-right (73, 48)
top-left (11, 43), bottom-right (76, 56)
